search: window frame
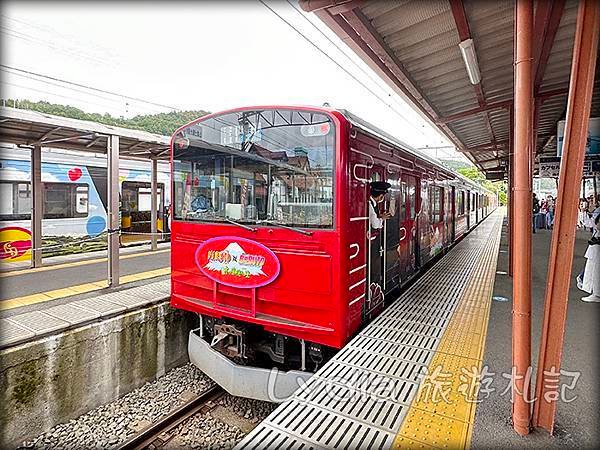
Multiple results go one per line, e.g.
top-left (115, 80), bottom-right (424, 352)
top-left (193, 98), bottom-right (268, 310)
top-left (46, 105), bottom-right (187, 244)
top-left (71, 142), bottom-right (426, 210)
top-left (456, 190), bottom-right (466, 216)
top-left (43, 182), bottom-right (89, 219)
top-left (171, 108), bottom-right (337, 230)
top-left (0, 181), bottom-right (32, 221)
top-left (429, 185), bottom-right (444, 224)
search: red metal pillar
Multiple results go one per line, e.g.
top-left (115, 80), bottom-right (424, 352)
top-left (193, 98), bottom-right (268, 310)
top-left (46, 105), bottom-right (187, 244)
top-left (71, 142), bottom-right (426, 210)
top-left (512, 0), bottom-right (534, 436)
top-left (508, 106), bottom-right (514, 277)
top-left (533, 0), bottom-right (600, 433)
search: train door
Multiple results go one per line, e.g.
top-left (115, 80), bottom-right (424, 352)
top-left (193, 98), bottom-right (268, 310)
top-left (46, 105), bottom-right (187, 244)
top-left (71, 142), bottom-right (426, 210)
top-left (121, 181), bottom-right (165, 243)
top-left (418, 179), bottom-right (431, 266)
top-left (366, 166), bottom-right (386, 318)
top-left (405, 175), bottom-right (419, 271)
top-left (384, 170), bottom-right (401, 294)
top-left (396, 178), bottom-right (410, 282)
top-left (466, 190), bottom-right (471, 228)
top-left (444, 187), bottom-right (452, 246)
top-left (451, 186), bottom-right (456, 241)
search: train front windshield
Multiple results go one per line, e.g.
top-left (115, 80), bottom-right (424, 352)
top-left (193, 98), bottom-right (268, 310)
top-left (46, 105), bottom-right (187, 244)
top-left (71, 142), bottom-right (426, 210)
top-left (172, 109), bottom-right (335, 229)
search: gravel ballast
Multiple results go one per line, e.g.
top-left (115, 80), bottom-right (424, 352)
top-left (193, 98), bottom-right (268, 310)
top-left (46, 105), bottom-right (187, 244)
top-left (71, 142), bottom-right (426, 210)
top-left (18, 363), bottom-right (275, 450)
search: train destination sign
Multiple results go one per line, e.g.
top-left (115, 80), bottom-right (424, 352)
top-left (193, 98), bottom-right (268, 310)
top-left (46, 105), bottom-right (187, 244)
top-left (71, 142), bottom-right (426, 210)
top-left (195, 236), bottom-right (281, 288)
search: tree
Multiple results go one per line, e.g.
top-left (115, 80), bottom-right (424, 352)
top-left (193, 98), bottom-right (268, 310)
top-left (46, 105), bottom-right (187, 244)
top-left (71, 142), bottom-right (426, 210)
top-left (457, 166), bottom-right (485, 183)
top-left (458, 166), bottom-right (507, 206)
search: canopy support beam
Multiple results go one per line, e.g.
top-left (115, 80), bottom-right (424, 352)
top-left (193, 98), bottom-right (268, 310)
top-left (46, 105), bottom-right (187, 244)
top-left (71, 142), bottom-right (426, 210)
top-left (107, 135), bottom-right (120, 287)
top-left (533, 0), bottom-right (600, 434)
top-left (512, 0), bottom-right (534, 436)
top-left (151, 158), bottom-right (158, 251)
top-left (31, 145), bottom-right (42, 268)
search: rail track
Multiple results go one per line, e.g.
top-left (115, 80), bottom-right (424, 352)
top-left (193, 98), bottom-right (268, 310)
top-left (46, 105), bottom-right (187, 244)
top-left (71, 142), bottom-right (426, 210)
top-left (117, 385), bottom-right (225, 450)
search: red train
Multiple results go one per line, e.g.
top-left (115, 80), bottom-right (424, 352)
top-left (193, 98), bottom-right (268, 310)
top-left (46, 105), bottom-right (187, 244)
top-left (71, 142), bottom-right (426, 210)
top-left (170, 106), bottom-right (496, 400)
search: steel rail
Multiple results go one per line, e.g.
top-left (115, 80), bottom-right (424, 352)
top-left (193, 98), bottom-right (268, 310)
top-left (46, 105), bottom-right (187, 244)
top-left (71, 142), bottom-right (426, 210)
top-left (117, 385), bottom-right (225, 450)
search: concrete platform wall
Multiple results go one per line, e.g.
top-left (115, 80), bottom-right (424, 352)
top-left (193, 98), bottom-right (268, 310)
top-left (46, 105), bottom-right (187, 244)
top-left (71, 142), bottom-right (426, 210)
top-left (0, 302), bottom-right (197, 448)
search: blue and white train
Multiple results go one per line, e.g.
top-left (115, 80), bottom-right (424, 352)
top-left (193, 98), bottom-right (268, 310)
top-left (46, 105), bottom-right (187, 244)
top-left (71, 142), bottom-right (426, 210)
top-left (0, 145), bottom-right (171, 262)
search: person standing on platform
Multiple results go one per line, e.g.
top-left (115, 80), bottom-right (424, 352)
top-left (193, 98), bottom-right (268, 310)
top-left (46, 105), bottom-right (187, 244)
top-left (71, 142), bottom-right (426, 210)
top-left (540, 198), bottom-right (548, 228)
top-left (578, 197), bottom-right (589, 228)
top-left (546, 195), bottom-right (555, 229)
top-left (532, 193), bottom-right (540, 234)
top-left (581, 212), bottom-right (600, 303)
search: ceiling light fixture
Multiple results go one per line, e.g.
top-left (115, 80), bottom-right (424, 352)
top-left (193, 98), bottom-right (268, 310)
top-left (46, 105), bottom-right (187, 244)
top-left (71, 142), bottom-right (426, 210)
top-left (459, 39), bottom-right (481, 85)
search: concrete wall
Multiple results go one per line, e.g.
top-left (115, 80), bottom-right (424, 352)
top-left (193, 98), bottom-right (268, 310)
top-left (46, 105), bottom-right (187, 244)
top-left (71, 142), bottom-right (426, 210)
top-left (0, 302), bottom-right (197, 448)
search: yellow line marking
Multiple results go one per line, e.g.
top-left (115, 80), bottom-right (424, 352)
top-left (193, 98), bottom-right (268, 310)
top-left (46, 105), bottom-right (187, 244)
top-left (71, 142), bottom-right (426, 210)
top-left (393, 213), bottom-right (503, 450)
top-left (0, 248), bottom-right (170, 278)
top-left (0, 267), bottom-right (170, 311)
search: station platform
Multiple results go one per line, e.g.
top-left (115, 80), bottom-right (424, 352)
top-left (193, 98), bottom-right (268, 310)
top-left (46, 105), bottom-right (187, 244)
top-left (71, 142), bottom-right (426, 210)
top-left (0, 243), bottom-right (170, 313)
top-left (471, 221), bottom-right (599, 448)
top-left (237, 209), bottom-right (504, 450)
top-left (0, 277), bottom-right (171, 348)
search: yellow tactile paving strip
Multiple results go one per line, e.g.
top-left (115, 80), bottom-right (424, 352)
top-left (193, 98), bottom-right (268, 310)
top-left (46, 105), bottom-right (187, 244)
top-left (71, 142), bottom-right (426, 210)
top-left (0, 267), bottom-right (170, 311)
top-left (394, 216), bottom-right (503, 450)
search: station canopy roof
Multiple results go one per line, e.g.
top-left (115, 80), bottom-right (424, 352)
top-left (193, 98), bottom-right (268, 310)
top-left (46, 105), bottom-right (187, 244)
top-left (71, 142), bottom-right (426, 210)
top-left (302, 0), bottom-right (600, 180)
top-left (0, 106), bottom-right (171, 160)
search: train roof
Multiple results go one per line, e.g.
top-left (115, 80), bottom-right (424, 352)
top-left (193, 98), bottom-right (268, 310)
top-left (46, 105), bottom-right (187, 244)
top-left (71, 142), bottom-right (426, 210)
top-left (337, 108), bottom-right (492, 194)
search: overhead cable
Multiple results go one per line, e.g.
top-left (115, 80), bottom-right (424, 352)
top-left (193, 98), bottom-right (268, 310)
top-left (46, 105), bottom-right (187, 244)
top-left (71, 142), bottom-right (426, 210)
top-left (0, 64), bottom-right (179, 112)
top-left (259, 0), bottom-right (429, 139)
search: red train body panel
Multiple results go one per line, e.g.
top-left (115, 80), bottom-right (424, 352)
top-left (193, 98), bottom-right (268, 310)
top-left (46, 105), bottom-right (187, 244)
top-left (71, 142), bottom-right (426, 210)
top-left (170, 106), bottom-right (496, 367)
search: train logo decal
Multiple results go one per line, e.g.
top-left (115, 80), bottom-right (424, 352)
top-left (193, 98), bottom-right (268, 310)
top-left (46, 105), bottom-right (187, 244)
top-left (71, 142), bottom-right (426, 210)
top-left (0, 227), bottom-right (32, 262)
top-left (195, 236), bottom-right (280, 288)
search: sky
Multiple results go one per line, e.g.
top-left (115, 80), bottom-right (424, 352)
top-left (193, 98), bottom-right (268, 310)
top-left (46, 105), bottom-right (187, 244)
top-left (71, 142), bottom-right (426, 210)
top-left (1, 1), bottom-right (467, 161)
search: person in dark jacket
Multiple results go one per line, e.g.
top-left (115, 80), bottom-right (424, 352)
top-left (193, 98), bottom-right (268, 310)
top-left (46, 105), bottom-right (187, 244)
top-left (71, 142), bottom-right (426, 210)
top-left (532, 193), bottom-right (540, 234)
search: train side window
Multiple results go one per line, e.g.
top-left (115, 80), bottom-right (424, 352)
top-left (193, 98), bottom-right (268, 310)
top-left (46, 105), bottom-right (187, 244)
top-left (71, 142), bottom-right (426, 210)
top-left (0, 182), bottom-right (15, 217)
top-left (400, 181), bottom-right (407, 221)
top-left (456, 190), bottom-right (465, 215)
top-left (44, 182), bottom-right (88, 219)
top-left (466, 190), bottom-right (470, 211)
top-left (45, 184), bottom-right (71, 219)
top-left (408, 181), bottom-right (416, 219)
top-left (0, 181), bottom-right (32, 220)
top-left (429, 186), bottom-right (443, 223)
top-left (138, 187), bottom-right (152, 211)
top-left (17, 183), bottom-right (32, 216)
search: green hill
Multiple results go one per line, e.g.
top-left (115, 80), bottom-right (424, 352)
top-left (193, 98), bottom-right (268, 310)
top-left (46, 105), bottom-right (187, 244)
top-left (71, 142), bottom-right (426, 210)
top-left (438, 158), bottom-right (473, 172)
top-left (2, 99), bottom-right (209, 136)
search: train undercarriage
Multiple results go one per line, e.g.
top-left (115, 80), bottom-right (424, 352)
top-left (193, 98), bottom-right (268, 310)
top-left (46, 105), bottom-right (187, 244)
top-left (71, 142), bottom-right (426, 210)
top-left (198, 314), bottom-right (333, 373)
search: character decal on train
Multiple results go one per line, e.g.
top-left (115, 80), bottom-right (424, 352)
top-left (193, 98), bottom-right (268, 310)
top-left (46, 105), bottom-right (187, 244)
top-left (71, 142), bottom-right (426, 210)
top-left (366, 282), bottom-right (385, 318)
top-left (0, 226), bottom-right (32, 262)
top-left (195, 236), bottom-right (280, 289)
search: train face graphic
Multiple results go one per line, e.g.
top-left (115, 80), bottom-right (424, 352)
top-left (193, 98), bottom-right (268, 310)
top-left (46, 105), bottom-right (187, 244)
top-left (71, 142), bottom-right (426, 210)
top-left (169, 106), bottom-right (497, 401)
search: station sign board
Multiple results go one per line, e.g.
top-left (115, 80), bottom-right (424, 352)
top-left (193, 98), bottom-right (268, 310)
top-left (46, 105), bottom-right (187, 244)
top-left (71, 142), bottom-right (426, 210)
top-left (195, 236), bottom-right (280, 288)
top-left (557, 117), bottom-right (600, 156)
top-left (539, 155), bottom-right (600, 178)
